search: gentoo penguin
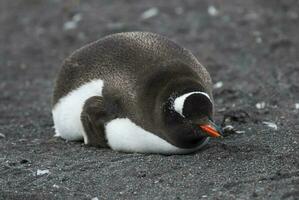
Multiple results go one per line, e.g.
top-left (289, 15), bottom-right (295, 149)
top-left (52, 32), bottom-right (222, 154)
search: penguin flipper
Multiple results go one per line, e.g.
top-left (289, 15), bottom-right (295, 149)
top-left (81, 96), bottom-right (109, 148)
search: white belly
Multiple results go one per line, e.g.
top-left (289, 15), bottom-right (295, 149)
top-left (105, 118), bottom-right (209, 155)
top-left (52, 79), bottom-right (104, 142)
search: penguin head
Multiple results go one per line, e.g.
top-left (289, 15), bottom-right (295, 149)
top-left (173, 92), bottom-right (222, 139)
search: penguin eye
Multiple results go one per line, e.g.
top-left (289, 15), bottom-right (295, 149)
top-left (182, 93), bottom-right (213, 119)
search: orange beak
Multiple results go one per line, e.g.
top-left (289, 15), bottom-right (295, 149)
top-left (199, 124), bottom-right (222, 138)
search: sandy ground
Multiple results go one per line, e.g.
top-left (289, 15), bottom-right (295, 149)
top-left (0, 0), bottom-right (298, 199)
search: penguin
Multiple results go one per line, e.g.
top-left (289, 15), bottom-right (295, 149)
top-left (52, 32), bottom-right (222, 154)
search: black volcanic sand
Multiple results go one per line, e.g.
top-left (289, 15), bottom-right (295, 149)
top-left (1, 0), bottom-right (298, 199)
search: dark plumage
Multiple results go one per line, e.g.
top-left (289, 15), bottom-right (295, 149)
top-left (52, 32), bottom-right (218, 153)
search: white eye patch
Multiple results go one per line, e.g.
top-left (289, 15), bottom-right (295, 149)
top-left (173, 91), bottom-right (211, 117)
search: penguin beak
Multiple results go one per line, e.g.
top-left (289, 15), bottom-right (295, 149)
top-left (199, 121), bottom-right (222, 138)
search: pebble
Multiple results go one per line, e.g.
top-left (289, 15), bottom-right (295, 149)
top-left (208, 5), bottom-right (219, 17)
top-left (213, 81), bottom-right (223, 89)
top-left (36, 169), bottom-right (50, 176)
top-left (222, 125), bottom-right (245, 136)
top-left (295, 103), bottom-right (299, 109)
top-left (256, 102), bottom-right (266, 109)
top-left (256, 37), bottom-right (263, 44)
top-left (235, 130), bottom-right (246, 134)
top-left (63, 13), bottom-right (82, 31)
top-left (0, 133), bottom-right (5, 138)
top-left (262, 121), bottom-right (278, 130)
top-left (223, 125), bottom-right (234, 131)
top-left (141, 8), bottom-right (159, 20)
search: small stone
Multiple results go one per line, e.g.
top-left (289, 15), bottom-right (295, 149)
top-left (72, 13), bottom-right (82, 22)
top-left (295, 103), bottom-right (299, 109)
top-left (262, 121), bottom-right (278, 130)
top-left (213, 81), bottom-right (223, 89)
top-left (223, 125), bottom-right (234, 131)
top-left (256, 102), bottom-right (266, 109)
top-left (222, 125), bottom-right (245, 136)
top-left (64, 21), bottom-right (77, 30)
top-left (256, 37), bottom-right (262, 44)
top-left (208, 5), bottom-right (219, 17)
top-left (202, 195), bottom-right (208, 198)
top-left (63, 13), bottom-right (82, 31)
top-left (36, 169), bottom-right (50, 176)
top-left (235, 130), bottom-right (246, 134)
top-left (91, 197), bottom-right (99, 200)
top-left (141, 8), bottom-right (159, 20)
top-left (222, 125), bottom-right (235, 136)
top-left (53, 184), bottom-right (60, 189)
top-left (0, 133), bottom-right (5, 138)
